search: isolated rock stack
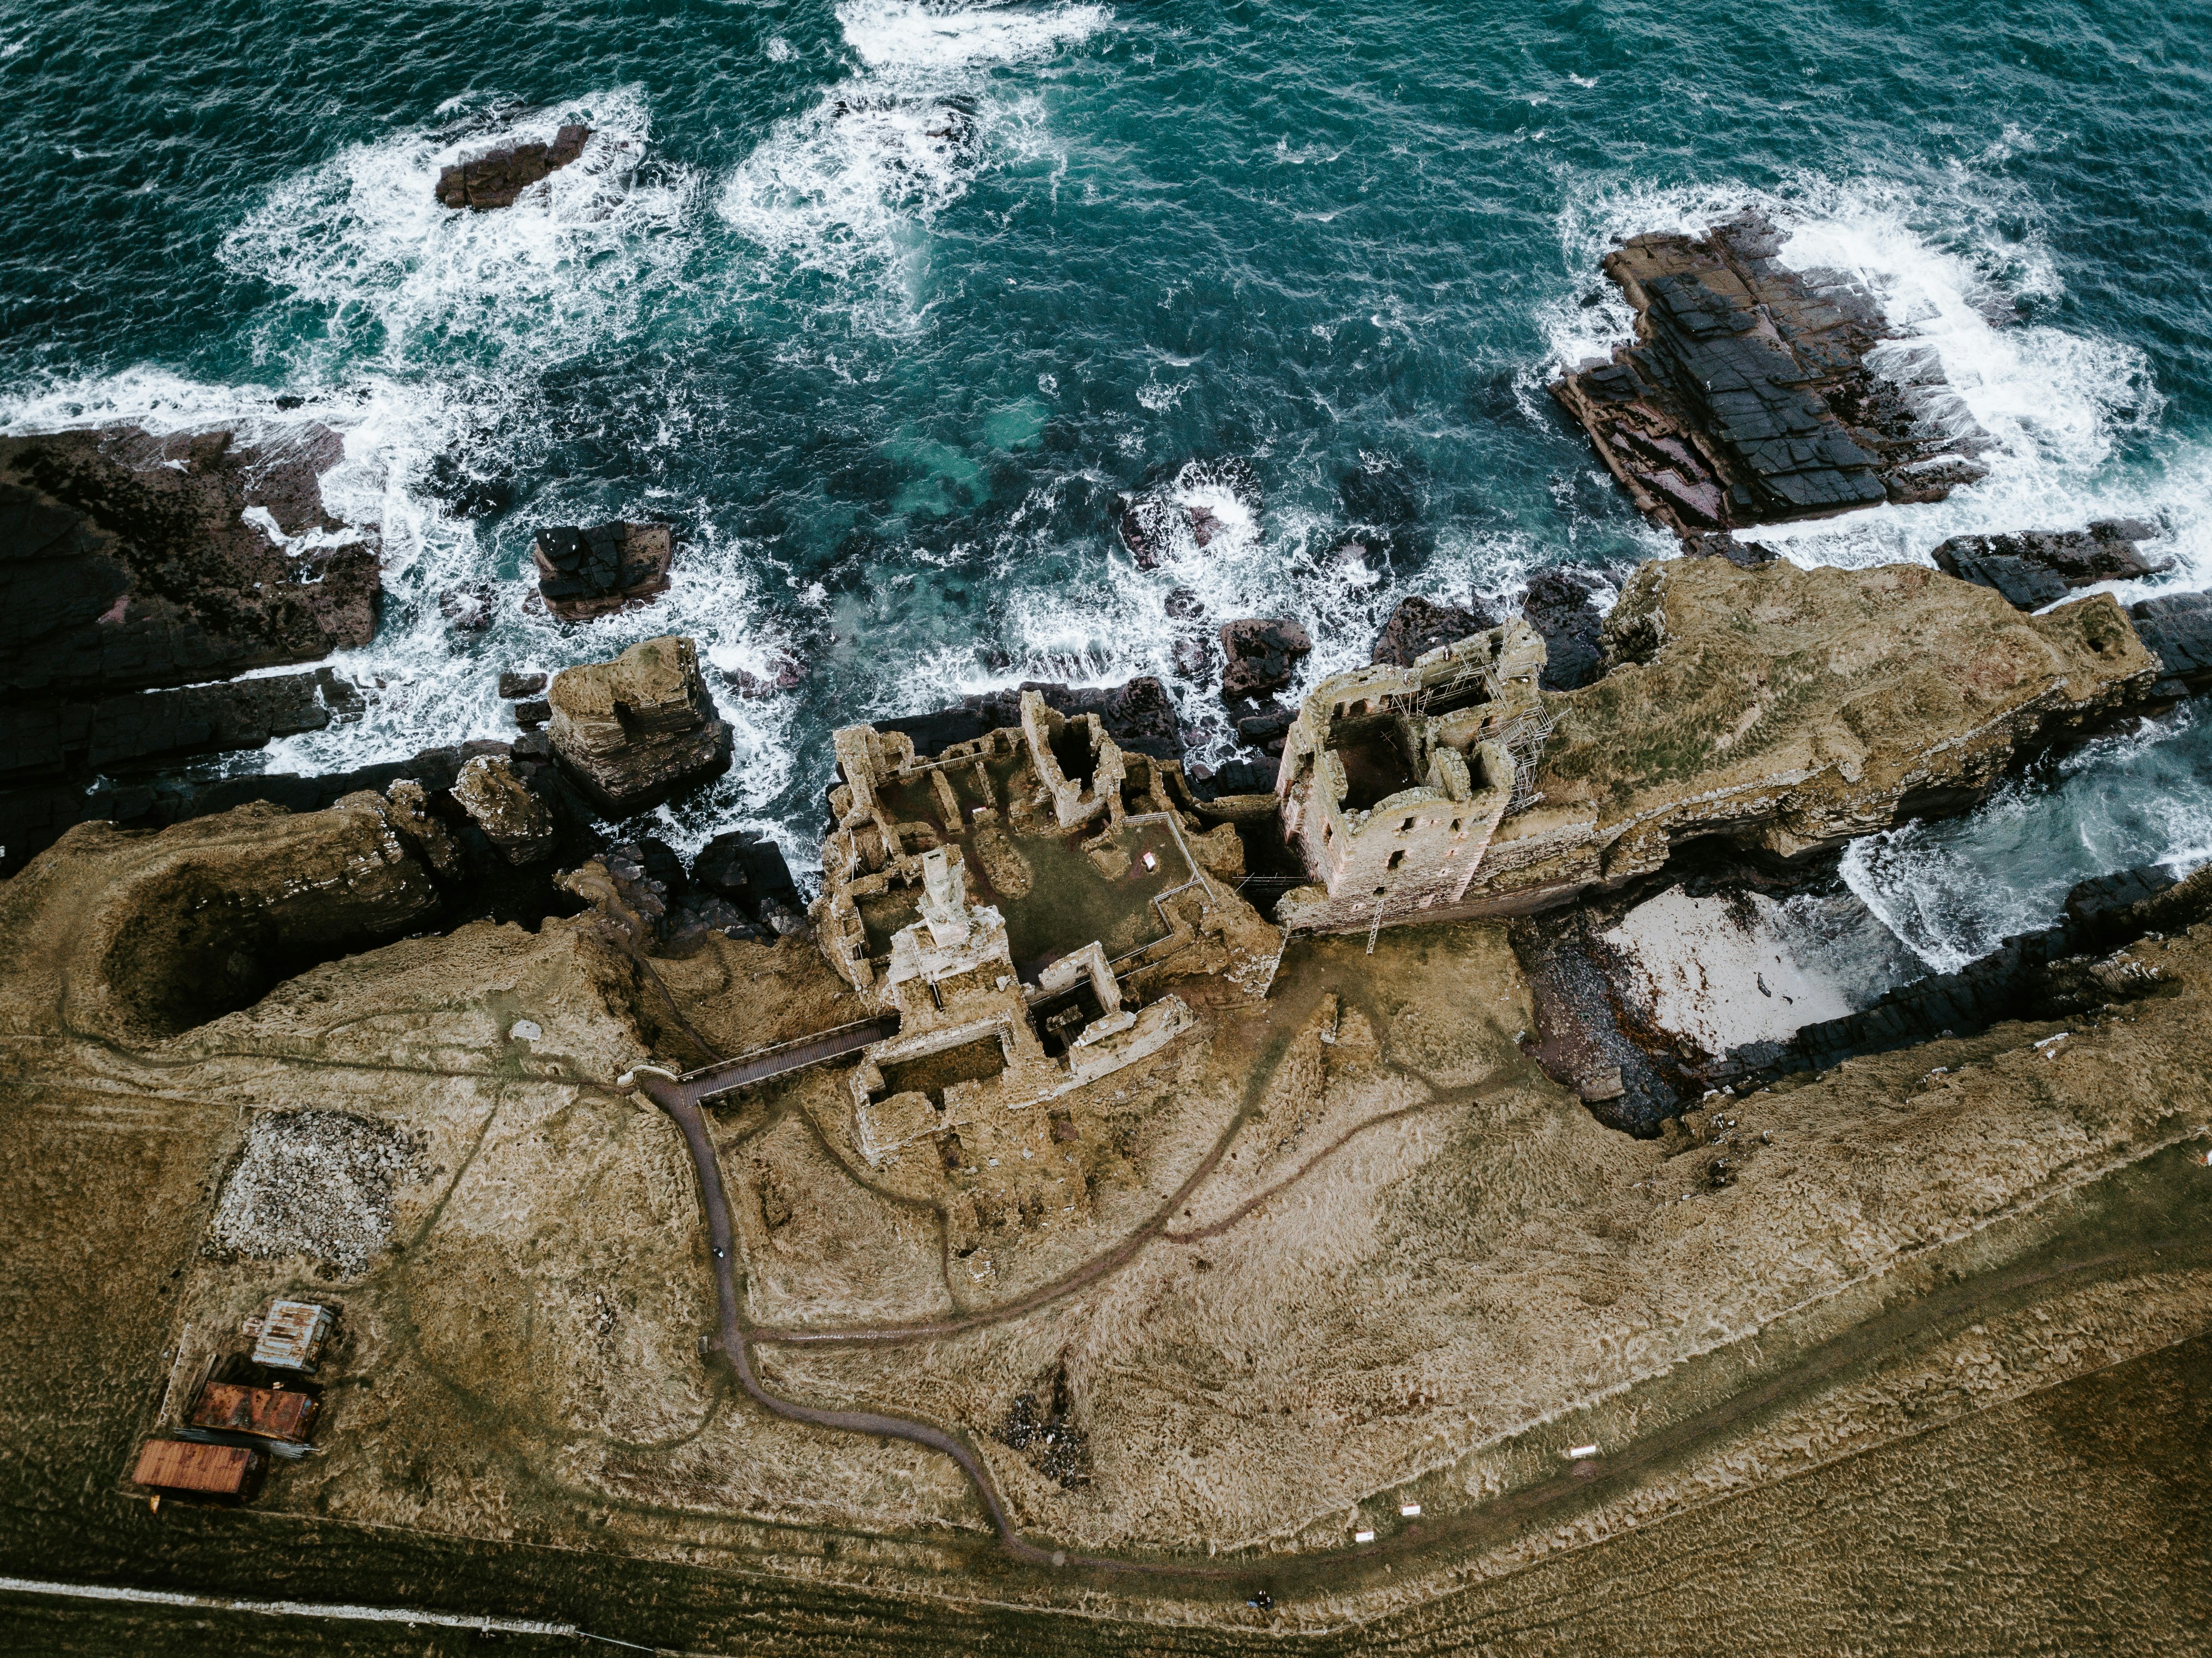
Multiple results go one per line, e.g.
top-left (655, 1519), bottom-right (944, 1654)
top-left (546, 636), bottom-right (733, 816)
top-left (532, 521), bottom-right (674, 621)
top-left (1552, 211), bottom-right (1988, 537)
top-left (435, 124), bottom-right (591, 211)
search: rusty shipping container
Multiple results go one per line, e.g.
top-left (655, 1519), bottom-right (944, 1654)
top-left (250, 1299), bottom-right (335, 1372)
top-left (188, 1381), bottom-right (319, 1442)
top-left (131, 1439), bottom-right (266, 1500)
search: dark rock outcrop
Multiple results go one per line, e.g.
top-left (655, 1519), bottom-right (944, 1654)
top-left (2128, 589), bottom-right (2212, 699)
top-left (1234, 705), bottom-right (1293, 748)
top-left (1, 667), bottom-right (355, 792)
top-left (1932, 520), bottom-right (2168, 611)
top-left (1518, 570), bottom-right (1607, 692)
top-left (560, 835), bottom-right (771, 956)
top-left (1118, 459), bottom-right (1262, 569)
top-left (1218, 618), bottom-right (1312, 700)
top-left (1370, 594), bottom-right (1498, 667)
top-left (0, 423), bottom-right (381, 872)
top-left (691, 828), bottom-right (805, 937)
top-left (1, 424), bottom-right (378, 697)
top-left (435, 125), bottom-right (590, 211)
top-left (532, 521), bottom-right (674, 622)
top-left (546, 636), bottom-right (733, 817)
top-left (1186, 758), bottom-right (1277, 801)
top-left (1551, 211), bottom-right (1987, 538)
top-left (498, 671), bottom-right (547, 699)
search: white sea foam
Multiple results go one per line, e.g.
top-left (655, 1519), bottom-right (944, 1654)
top-left (1841, 704), bottom-right (2212, 972)
top-left (1542, 168), bottom-right (2212, 973)
top-left (221, 86), bottom-right (697, 377)
top-left (0, 89), bottom-right (822, 855)
top-left (719, 2), bottom-right (1106, 322)
top-left (840, 0), bottom-right (1109, 72)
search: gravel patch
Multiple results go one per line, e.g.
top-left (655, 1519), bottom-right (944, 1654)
top-left (207, 1110), bottom-right (423, 1277)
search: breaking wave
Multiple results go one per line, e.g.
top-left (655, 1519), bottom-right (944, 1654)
top-left (1840, 704), bottom-right (2212, 973)
top-left (718, 1), bottom-right (1108, 326)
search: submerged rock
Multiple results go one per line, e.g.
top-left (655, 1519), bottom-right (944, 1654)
top-left (1551, 211), bottom-right (1988, 538)
top-left (1118, 458), bottom-right (1262, 569)
top-left (1370, 594), bottom-right (1498, 668)
top-left (1932, 520), bottom-right (2168, 610)
top-left (547, 635), bottom-right (734, 816)
top-left (723, 653), bottom-right (806, 699)
top-left (1218, 617), bottom-right (1312, 700)
top-left (439, 581), bottom-right (498, 632)
top-left (532, 521), bottom-right (674, 622)
top-left (435, 124), bottom-right (590, 211)
top-left (421, 451), bottom-right (514, 519)
top-left (1337, 456), bottom-right (1433, 568)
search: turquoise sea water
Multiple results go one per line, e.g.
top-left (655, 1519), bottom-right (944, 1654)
top-left (3, 0), bottom-right (2208, 965)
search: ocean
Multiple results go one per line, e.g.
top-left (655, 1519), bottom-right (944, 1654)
top-left (3, 0), bottom-right (2208, 971)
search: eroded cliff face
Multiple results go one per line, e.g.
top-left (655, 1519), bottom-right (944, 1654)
top-left (0, 795), bottom-right (443, 1044)
top-left (1460, 557), bottom-right (2155, 915)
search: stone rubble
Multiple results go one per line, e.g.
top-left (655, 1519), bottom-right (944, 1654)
top-left (207, 1109), bottom-right (423, 1278)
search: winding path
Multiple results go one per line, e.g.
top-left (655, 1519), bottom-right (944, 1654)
top-left (633, 1060), bottom-right (2210, 1594)
top-left (634, 1071), bottom-right (1226, 1578)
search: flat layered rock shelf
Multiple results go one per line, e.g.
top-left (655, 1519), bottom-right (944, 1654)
top-left (1553, 211), bottom-right (1990, 537)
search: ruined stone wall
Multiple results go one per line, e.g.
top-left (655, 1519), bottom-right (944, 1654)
top-left (1277, 740), bottom-right (1515, 934)
top-left (1273, 622), bottom-right (1544, 935)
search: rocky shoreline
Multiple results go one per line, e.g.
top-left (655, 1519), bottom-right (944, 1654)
top-left (5, 198), bottom-right (2209, 1147)
top-left (1, 423), bottom-right (380, 873)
